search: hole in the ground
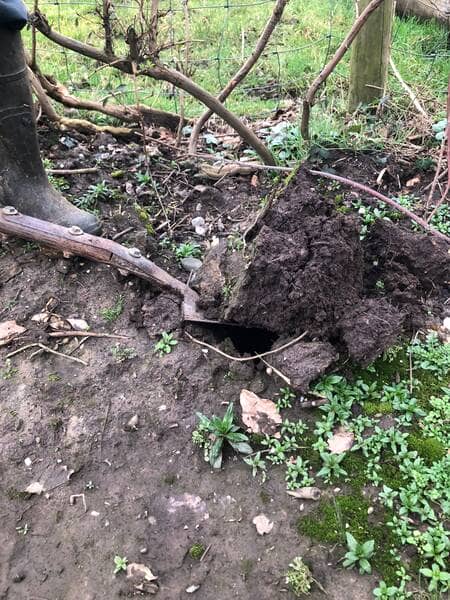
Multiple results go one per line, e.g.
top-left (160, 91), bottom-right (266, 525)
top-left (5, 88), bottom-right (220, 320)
top-left (201, 323), bottom-right (278, 355)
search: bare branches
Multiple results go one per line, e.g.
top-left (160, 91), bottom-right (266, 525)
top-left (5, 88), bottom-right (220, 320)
top-left (188, 0), bottom-right (289, 155)
top-left (31, 10), bottom-right (275, 165)
top-left (309, 169), bottom-right (450, 244)
top-left (301, 0), bottom-right (386, 140)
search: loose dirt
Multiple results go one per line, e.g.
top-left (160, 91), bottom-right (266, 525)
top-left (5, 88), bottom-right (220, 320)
top-left (0, 127), bottom-right (448, 599)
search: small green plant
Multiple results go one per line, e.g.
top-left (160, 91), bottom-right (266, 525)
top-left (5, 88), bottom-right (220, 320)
top-left (285, 556), bottom-right (313, 596)
top-left (276, 386), bottom-right (295, 410)
top-left (113, 555), bottom-right (128, 574)
top-left (244, 451), bottom-right (267, 482)
top-left (372, 580), bottom-right (401, 599)
top-left (154, 331), bottom-right (178, 357)
top-left (227, 232), bottom-right (244, 252)
top-left (1, 359), bottom-right (18, 380)
top-left (316, 452), bottom-right (347, 483)
top-left (192, 403), bottom-right (252, 469)
top-left (74, 181), bottom-right (112, 212)
top-left (135, 171), bottom-right (152, 185)
top-left (111, 345), bottom-right (137, 363)
top-left (15, 523), bottom-right (30, 535)
top-left (419, 563), bottom-right (450, 593)
top-left (47, 372), bottom-right (61, 382)
top-left (175, 242), bottom-right (202, 260)
top-left (343, 533), bottom-right (374, 574)
top-left (100, 294), bottom-right (124, 323)
top-left (188, 542), bottom-right (205, 560)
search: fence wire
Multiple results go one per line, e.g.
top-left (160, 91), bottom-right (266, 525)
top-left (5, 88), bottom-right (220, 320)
top-left (24, 0), bottom-right (450, 124)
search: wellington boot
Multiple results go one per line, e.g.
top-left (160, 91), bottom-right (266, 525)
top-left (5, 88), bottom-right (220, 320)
top-left (0, 28), bottom-right (101, 234)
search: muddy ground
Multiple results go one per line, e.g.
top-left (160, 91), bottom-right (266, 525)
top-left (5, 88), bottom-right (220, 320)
top-left (0, 125), bottom-right (448, 599)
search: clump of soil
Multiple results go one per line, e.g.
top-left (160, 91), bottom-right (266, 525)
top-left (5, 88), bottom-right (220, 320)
top-left (197, 167), bottom-right (449, 366)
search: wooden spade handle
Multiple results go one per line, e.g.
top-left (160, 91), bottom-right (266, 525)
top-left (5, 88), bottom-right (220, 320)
top-left (0, 206), bottom-right (204, 321)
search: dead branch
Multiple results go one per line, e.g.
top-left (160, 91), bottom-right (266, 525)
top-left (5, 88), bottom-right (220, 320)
top-left (28, 66), bottom-right (133, 137)
top-left (48, 331), bottom-right (130, 339)
top-left (28, 58), bottom-right (183, 131)
top-left (188, 0), bottom-right (288, 155)
top-left (31, 11), bottom-right (275, 165)
top-left (309, 169), bottom-right (450, 244)
top-left (301, 0), bottom-right (386, 140)
top-left (47, 167), bottom-right (98, 175)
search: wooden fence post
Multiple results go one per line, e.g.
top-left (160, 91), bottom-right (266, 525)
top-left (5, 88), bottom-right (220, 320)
top-left (348, 0), bottom-right (394, 110)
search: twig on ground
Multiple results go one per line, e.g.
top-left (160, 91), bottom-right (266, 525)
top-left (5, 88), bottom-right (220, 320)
top-left (301, 0), bottom-right (386, 139)
top-left (309, 169), bottom-right (450, 244)
top-left (185, 330), bottom-right (308, 363)
top-left (260, 357), bottom-right (291, 385)
top-left (48, 331), bottom-right (129, 339)
top-left (67, 336), bottom-right (89, 356)
top-left (200, 543), bottom-right (212, 562)
top-left (6, 343), bottom-right (40, 359)
top-left (426, 135), bottom-right (447, 211)
top-left (112, 227), bottom-right (134, 241)
top-left (47, 167), bottom-right (99, 175)
top-left (36, 343), bottom-right (88, 365)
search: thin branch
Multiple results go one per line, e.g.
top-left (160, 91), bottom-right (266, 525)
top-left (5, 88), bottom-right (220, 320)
top-left (426, 74), bottom-right (450, 223)
top-left (389, 57), bottom-right (430, 121)
top-left (426, 134), bottom-right (447, 211)
top-left (48, 331), bottom-right (130, 339)
top-left (47, 167), bottom-right (99, 175)
top-left (31, 11), bottom-right (275, 165)
top-left (188, 0), bottom-right (288, 154)
top-left (301, 0), bottom-right (386, 140)
top-left (185, 330), bottom-right (308, 362)
top-left (309, 169), bottom-right (450, 244)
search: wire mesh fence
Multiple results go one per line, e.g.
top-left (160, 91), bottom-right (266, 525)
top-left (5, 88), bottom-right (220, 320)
top-left (24, 0), bottom-right (450, 125)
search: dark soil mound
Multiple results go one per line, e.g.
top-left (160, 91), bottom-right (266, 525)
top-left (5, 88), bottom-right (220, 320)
top-left (197, 167), bottom-right (449, 365)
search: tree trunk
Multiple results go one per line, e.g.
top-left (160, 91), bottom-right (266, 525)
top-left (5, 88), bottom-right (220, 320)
top-left (0, 28), bottom-right (100, 232)
top-left (348, 0), bottom-right (394, 111)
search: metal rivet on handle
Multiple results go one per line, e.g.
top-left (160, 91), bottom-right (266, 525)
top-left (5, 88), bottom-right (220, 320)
top-left (128, 247), bottom-right (142, 258)
top-left (68, 226), bottom-right (84, 236)
top-left (2, 206), bottom-right (18, 215)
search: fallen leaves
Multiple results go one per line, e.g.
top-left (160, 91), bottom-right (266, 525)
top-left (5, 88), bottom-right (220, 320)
top-left (126, 563), bottom-right (157, 582)
top-left (252, 513), bottom-right (273, 535)
top-left (240, 389), bottom-right (281, 436)
top-left (0, 320), bottom-right (26, 347)
top-left (327, 426), bottom-right (354, 454)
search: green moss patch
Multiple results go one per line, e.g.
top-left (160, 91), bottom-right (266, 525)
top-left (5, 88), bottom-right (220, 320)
top-left (407, 434), bottom-right (446, 464)
top-left (297, 493), bottom-right (398, 584)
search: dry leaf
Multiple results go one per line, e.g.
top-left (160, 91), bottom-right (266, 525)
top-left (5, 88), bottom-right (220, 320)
top-left (240, 389), bottom-right (282, 436)
top-left (327, 426), bottom-right (354, 454)
top-left (406, 175), bottom-right (421, 187)
top-left (198, 162), bottom-right (254, 180)
top-left (252, 514), bottom-right (273, 535)
top-left (25, 481), bottom-right (45, 495)
top-left (49, 314), bottom-right (71, 331)
top-left (31, 312), bottom-right (50, 323)
top-left (286, 487), bottom-right (321, 501)
top-left (126, 563), bottom-right (157, 582)
top-left (251, 174), bottom-right (259, 187)
top-left (0, 320), bottom-right (26, 346)
top-left (67, 318), bottom-right (90, 331)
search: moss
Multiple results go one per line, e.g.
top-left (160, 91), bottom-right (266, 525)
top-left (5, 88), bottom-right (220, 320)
top-left (163, 473), bottom-right (177, 485)
top-left (341, 452), bottom-right (367, 489)
top-left (6, 487), bottom-right (30, 501)
top-left (407, 434), bottom-right (446, 464)
top-left (362, 400), bottom-right (393, 416)
top-left (188, 543), bottom-right (205, 560)
top-left (297, 492), bottom-right (398, 584)
top-left (298, 433), bottom-right (321, 470)
top-left (259, 489), bottom-right (271, 504)
top-left (240, 558), bottom-right (254, 580)
top-left (378, 458), bottom-right (405, 490)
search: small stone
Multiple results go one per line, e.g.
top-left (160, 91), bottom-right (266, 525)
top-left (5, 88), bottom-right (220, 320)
top-left (12, 572), bottom-right (26, 583)
top-left (24, 457), bottom-right (32, 467)
top-left (181, 257), bottom-right (203, 273)
top-left (443, 317), bottom-right (450, 332)
top-left (125, 415), bottom-right (139, 431)
top-left (367, 506), bottom-right (374, 515)
top-left (140, 547), bottom-right (148, 554)
top-left (186, 585), bottom-right (200, 593)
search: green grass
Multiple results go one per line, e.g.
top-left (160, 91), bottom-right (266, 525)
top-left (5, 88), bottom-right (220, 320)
top-left (24, 0), bottom-right (448, 144)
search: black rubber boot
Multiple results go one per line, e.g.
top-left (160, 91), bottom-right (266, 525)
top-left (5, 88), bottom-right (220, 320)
top-left (0, 28), bottom-right (101, 234)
